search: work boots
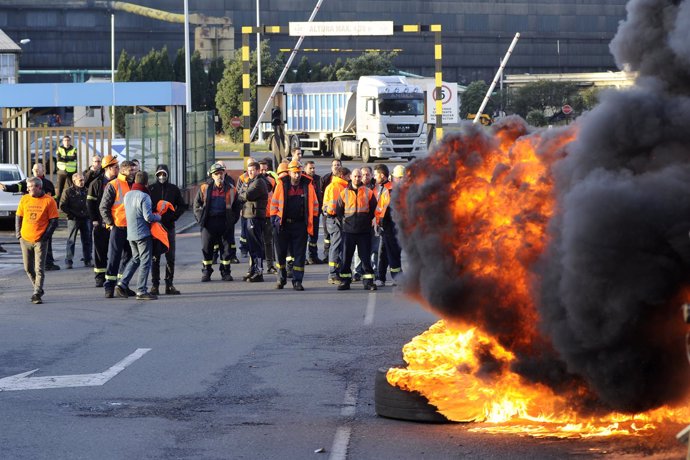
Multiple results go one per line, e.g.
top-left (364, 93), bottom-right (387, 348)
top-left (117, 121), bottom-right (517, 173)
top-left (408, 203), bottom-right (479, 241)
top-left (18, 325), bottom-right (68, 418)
top-left (248, 258), bottom-right (264, 282)
top-left (201, 266), bottom-right (213, 282)
top-left (165, 283), bottom-right (181, 295)
top-left (150, 285), bottom-right (160, 296)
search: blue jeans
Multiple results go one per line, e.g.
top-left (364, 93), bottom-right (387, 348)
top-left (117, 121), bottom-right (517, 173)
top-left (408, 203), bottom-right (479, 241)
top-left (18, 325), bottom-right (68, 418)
top-left (119, 237), bottom-right (153, 295)
top-left (65, 218), bottom-right (92, 264)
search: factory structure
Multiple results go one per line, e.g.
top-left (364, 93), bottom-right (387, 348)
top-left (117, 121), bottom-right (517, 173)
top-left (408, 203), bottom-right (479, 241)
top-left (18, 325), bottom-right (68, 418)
top-left (0, 0), bottom-right (628, 84)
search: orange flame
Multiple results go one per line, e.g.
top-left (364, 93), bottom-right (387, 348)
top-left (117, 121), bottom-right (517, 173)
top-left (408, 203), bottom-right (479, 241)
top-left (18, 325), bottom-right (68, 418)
top-left (388, 320), bottom-right (690, 438)
top-left (392, 122), bottom-right (690, 437)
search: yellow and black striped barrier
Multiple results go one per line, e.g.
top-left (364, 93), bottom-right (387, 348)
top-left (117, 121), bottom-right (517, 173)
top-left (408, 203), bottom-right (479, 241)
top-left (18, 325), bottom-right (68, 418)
top-left (241, 24), bottom-right (443, 158)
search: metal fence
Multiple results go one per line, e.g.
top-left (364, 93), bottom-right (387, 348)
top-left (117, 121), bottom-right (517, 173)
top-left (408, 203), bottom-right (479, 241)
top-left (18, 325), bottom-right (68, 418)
top-left (9, 126), bottom-right (111, 182)
top-left (185, 111), bottom-right (215, 187)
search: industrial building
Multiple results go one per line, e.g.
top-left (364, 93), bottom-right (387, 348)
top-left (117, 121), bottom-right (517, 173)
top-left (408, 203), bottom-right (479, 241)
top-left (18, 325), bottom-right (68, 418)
top-left (0, 0), bottom-right (628, 84)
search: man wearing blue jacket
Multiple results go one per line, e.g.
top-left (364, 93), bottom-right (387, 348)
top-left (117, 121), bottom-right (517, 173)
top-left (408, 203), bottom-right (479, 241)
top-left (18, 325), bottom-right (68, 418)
top-left (115, 171), bottom-right (160, 300)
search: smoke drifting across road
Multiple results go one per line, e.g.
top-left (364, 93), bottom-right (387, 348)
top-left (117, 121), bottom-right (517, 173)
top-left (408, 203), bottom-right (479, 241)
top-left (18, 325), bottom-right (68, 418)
top-left (394, 0), bottom-right (690, 413)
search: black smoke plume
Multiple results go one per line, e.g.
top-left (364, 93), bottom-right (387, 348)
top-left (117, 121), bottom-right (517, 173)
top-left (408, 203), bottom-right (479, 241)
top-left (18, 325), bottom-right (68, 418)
top-left (395, 0), bottom-right (690, 413)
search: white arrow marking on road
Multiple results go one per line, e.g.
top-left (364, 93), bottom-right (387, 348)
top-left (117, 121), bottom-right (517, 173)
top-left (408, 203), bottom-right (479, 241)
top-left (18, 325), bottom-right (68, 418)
top-left (0, 348), bottom-right (151, 391)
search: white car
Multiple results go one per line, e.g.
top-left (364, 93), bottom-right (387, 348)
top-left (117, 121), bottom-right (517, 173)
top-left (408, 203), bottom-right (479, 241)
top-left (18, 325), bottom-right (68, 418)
top-left (0, 163), bottom-right (27, 221)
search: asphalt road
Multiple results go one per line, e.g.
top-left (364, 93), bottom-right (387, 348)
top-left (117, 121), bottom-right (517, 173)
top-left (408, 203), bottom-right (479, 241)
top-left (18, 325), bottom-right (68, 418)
top-left (0, 155), bottom-right (686, 459)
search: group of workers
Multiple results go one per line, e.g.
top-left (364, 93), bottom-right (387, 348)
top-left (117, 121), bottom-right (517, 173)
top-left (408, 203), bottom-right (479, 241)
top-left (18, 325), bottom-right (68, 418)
top-left (194, 150), bottom-right (405, 291)
top-left (4, 144), bottom-right (406, 303)
top-left (4, 149), bottom-right (185, 303)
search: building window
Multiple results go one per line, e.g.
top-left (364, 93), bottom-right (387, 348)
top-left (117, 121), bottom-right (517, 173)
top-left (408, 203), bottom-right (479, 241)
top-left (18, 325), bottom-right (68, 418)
top-left (0, 53), bottom-right (17, 84)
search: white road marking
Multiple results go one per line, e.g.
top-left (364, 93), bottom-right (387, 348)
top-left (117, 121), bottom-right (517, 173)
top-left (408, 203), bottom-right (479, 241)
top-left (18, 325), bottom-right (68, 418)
top-left (364, 292), bottom-right (376, 326)
top-left (0, 348), bottom-right (151, 391)
top-left (341, 383), bottom-right (357, 417)
top-left (329, 383), bottom-right (357, 459)
top-left (328, 427), bottom-right (352, 460)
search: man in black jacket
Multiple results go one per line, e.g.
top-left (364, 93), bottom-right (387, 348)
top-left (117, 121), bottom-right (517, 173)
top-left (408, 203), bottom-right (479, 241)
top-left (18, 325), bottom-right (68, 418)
top-left (148, 164), bottom-right (185, 295)
top-left (237, 160), bottom-right (269, 282)
top-left (193, 163), bottom-right (241, 282)
top-left (87, 154), bottom-right (119, 287)
top-left (83, 154), bottom-right (103, 189)
top-left (59, 172), bottom-right (91, 269)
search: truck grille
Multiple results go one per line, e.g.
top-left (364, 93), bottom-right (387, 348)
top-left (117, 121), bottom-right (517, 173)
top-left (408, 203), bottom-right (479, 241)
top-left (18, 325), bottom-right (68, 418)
top-left (387, 124), bottom-right (419, 134)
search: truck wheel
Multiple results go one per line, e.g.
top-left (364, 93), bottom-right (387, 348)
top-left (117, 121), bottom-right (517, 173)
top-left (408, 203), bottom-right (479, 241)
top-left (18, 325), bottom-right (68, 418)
top-left (361, 140), bottom-right (373, 163)
top-left (333, 138), bottom-right (344, 161)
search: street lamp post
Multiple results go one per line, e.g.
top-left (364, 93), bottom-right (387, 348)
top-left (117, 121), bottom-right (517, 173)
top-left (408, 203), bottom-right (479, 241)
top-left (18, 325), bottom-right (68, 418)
top-left (183, 0), bottom-right (192, 113)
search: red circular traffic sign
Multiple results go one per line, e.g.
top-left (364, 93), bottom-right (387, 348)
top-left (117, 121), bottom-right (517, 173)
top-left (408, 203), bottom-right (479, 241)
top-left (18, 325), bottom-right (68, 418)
top-left (562, 104), bottom-right (573, 115)
top-left (230, 117), bottom-right (242, 128)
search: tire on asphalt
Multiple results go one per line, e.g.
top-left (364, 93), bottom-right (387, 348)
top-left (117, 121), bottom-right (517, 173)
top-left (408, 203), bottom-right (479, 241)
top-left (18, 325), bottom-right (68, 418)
top-left (374, 367), bottom-right (455, 423)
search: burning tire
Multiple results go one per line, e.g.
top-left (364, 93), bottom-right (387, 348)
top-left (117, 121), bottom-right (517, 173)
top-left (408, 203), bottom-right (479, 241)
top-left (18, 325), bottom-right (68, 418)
top-left (374, 367), bottom-right (454, 423)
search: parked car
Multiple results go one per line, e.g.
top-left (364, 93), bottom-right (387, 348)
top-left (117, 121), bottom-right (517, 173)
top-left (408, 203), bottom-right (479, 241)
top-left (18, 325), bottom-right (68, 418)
top-left (0, 163), bottom-right (27, 221)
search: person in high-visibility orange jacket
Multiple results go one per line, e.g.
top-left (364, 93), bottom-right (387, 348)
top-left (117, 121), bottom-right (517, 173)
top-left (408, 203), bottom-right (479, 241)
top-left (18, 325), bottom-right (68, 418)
top-left (99, 160), bottom-right (135, 298)
top-left (321, 166), bottom-right (350, 284)
top-left (335, 168), bottom-right (378, 291)
top-left (269, 160), bottom-right (319, 291)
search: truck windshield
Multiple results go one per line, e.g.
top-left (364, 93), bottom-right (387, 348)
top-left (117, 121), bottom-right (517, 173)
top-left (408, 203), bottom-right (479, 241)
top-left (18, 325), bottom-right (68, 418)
top-left (379, 98), bottom-right (424, 116)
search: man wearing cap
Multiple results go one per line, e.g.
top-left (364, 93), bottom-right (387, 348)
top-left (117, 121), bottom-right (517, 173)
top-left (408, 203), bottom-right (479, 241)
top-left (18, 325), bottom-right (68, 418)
top-left (209, 160), bottom-right (240, 265)
top-left (149, 164), bottom-right (185, 295)
top-left (55, 134), bottom-right (78, 200)
top-left (270, 159), bottom-right (319, 290)
top-left (100, 160), bottom-right (136, 298)
top-left (87, 154), bottom-right (119, 287)
top-left (237, 160), bottom-right (269, 282)
top-left (194, 162), bottom-right (241, 282)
